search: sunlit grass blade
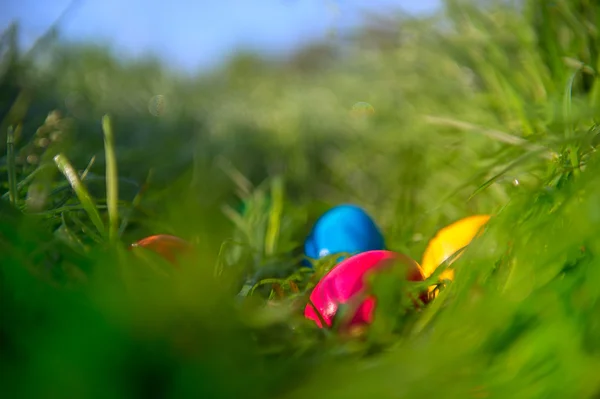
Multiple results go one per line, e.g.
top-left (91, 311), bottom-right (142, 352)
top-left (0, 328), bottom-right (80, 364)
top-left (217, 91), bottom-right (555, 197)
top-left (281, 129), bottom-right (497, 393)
top-left (563, 70), bottom-right (581, 178)
top-left (222, 203), bottom-right (252, 244)
top-left (265, 176), bottom-right (284, 256)
top-left (53, 152), bottom-right (105, 236)
top-left (102, 115), bottom-right (119, 242)
top-left (81, 155), bottom-right (96, 181)
top-left (215, 238), bottom-right (234, 278)
top-left (467, 151), bottom-right (545, 201)
top-left (217, 155), bottom-right (253, 196)
top-left (6, 125), bottom-right (19, 206)
top-left (424, 115), bottom-right (554, 158)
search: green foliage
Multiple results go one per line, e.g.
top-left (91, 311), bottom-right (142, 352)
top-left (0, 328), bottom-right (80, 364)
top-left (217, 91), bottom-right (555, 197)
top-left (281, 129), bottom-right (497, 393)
top-left (3, 0), bottom-right (600, 397)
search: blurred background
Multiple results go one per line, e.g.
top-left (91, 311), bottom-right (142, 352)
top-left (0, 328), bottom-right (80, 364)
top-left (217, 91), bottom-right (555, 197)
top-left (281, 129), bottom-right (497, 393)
top-left (3, 0), bottom-right (441, 73)
top-left (3, 0), bottom-right (497, 260)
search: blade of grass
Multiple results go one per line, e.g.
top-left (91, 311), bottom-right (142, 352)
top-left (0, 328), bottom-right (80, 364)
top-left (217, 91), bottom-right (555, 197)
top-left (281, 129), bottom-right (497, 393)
top-left (80, 155), bottom-right (96, 181)
top-left (69, 214), bottom-right (104, 243)
top-left (128, 248), bottom-right (173, 277)
top-left (54, 153), bottom-right (105, 237)
top-left (0, 91), bottom-right (31, 154)
top-left (1, 163), bottom-right (52, 200)
top-left (0, 1), bottom-right (81, 150)
top-left (213, 238), bottom-right (253, 279)
top-left (564, 70), bottom-right (581, 178)
top-left (222, 204), bottom-right (249, 234)
top-left (265, 176), bottom-right (284, 256)
top-left (423, 115), bottom-right (554, 159)
top-left (410, 246), bottom-right (469, 336)
top-left (32, 203), bottom-right (128, 217)
top-left (118, 169), bottom-right (153, 237)
top-left (49, 174), bottom-right (139, 198)
top-left (54, 212), bottom-right (88, 253)
top-left (467, 150), bottom-right (545, 201)
top-left (217, 155), bottom-right (254, 196)
top-left (215, 239), bottom-right (234, 278)
top-left (6, 125), bottom-right (19, 205)
top-left (42, 155), bottom-right (99, 208)
top-left (102, 115), bottom-right (119, 243)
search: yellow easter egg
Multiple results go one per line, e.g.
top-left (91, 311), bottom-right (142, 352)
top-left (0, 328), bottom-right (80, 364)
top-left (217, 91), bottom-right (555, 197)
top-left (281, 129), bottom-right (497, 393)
top-left (421, 214), bottom-right (491, 284)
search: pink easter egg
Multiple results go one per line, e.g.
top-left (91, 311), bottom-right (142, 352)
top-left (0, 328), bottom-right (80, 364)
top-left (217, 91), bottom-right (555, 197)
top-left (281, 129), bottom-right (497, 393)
top-left (304, 250), bottom-right (428, 329)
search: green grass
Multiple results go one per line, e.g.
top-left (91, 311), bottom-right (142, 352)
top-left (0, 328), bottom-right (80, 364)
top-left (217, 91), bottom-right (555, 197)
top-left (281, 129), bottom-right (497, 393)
top-left (3, 0), bottom-right (600, 397)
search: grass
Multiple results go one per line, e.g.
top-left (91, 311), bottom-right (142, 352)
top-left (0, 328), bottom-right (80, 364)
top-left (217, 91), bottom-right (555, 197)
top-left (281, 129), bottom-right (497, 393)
top-left (3, 0), bottom-right (600, 397)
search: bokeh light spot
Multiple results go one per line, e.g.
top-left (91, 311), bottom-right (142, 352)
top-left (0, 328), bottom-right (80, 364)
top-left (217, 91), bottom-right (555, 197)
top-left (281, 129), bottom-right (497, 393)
top-left (149, 95), bottom-right (167, 117)
top-left (351, 102), bottom-right (375, 118)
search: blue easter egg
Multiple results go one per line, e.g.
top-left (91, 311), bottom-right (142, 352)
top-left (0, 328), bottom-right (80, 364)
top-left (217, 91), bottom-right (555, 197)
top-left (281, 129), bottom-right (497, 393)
top-left (303, 204), bottom-right (385, 266)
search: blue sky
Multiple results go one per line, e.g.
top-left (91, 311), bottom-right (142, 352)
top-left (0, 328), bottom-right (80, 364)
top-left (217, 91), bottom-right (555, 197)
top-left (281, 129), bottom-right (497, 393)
top-left (2, 0), bottom-right (441, 72)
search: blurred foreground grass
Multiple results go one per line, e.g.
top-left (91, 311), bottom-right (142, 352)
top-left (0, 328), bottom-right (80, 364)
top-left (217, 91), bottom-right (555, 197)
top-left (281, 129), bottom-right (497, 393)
top-left (3, 0), bottom-right (600, 397)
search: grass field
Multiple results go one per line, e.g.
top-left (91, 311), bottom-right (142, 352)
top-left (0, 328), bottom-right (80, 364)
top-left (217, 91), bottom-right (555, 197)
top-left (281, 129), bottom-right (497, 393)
top-left (3, 0), bottom-right (600, 397)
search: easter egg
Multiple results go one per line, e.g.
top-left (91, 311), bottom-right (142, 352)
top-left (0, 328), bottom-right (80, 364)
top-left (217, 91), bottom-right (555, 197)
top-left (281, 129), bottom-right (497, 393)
top-left (304, 204), bottom-right (385, 265)
top-left (129, 234), bottom-right (192, 265)
top-left (304, 250), bottom-right (427, 329)
top-left (420, 215), bottom-right (491, 282)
